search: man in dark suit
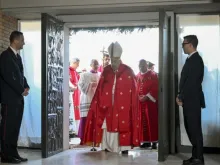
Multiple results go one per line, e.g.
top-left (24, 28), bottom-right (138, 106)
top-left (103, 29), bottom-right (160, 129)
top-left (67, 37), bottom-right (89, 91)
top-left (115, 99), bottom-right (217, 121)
top-left (0, 31), bottom-right (29, 163)
top-left (176, 35), bottom-right (205, 165)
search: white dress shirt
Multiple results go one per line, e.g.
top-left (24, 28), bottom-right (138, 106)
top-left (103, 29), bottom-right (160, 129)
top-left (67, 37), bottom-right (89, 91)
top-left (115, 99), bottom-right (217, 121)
top-left (188, 51), bottom-right (197, 59)
top-left (10, 46), bottom-right (18, 56)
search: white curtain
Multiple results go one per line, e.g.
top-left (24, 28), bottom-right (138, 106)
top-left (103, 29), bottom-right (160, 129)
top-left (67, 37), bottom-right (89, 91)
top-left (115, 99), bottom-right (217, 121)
top-left (177, 15), bottom-right (220, 147)
top-left (18, 21), bottom-right (41, 147)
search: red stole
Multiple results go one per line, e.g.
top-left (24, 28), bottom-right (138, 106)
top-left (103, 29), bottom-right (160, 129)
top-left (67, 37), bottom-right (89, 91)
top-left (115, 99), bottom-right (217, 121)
top-left (69, 67), bottom-right (80, 120)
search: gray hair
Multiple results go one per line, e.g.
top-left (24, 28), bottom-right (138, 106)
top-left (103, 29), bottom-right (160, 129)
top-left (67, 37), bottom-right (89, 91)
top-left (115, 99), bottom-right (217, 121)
top-left (70, 57), bottom-right (80, 63)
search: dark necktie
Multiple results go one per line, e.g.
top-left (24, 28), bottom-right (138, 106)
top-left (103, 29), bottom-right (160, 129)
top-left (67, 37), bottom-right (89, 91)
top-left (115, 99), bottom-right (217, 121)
top-left (16, 54), bottom-right (24, 86)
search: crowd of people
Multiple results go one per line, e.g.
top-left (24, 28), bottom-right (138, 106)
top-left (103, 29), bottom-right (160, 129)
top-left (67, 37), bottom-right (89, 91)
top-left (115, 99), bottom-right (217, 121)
top-left (0, 30), bottom-right (205, 165)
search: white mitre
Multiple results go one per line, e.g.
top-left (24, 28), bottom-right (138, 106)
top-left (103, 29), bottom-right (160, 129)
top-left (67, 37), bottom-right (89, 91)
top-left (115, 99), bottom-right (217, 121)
top-left (108, 41), bottom-right (123, 58)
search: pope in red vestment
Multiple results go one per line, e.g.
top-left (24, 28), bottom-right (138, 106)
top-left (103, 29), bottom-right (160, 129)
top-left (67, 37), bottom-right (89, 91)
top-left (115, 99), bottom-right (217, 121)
top-left (69, 58), bottom-right (81, 134)
top-left (82, 42), bottom-right (140, 153)
top-left (136, 59), bottom-right (158, 149)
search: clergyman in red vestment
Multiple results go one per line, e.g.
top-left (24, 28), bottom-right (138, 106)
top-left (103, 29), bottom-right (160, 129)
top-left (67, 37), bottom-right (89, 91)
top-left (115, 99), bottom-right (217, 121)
top-left (98, 52), bottom-right (110, 72)
top-left (82, 42), bottom-right (140, 154)
top-left (69, 58), bottom-right (81, 134)
top-left (136, 59), bottom-right (159, 149)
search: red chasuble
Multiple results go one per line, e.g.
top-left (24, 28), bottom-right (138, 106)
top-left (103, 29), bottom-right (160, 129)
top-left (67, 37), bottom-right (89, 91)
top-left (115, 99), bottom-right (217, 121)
top-left (136, 70), bottom-right (158, 142)
top-left (82, 63), bottom-right (140, 147)
top-left (69, 67), bottom-right (80, 120)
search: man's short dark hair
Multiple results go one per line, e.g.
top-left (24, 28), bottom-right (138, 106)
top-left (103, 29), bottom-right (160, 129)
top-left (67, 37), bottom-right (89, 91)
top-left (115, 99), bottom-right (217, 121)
top-left (9, 31), bottom-right (23, 43)
top-left (148, 62), bottom-right (154, 68)
top-left (90, 59), bottom-right (98, 65)
top-left (183, 35), bottom-right (198, 48)
top-left (139, 59), bottom-right (147, 64)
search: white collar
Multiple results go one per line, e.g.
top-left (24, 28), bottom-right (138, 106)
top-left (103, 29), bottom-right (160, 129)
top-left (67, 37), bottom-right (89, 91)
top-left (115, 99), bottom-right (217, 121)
top-left (10, 46), bottom-right (18, 56)
top-left (188, 51), bottom-right (197, 59)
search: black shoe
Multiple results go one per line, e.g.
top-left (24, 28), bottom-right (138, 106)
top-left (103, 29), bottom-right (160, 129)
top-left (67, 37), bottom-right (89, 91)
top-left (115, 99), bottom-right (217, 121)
top-left (190, 159), bottom-right (204, 165)
top-left (183, 157), bottom-right (194, 165)
top-left (140, 143), bottom-right (151, 148)
top-left (1, 156), bottom-right (21, 164)
top-left (152, 143), bottom-right (157, 149)
top-left (121, 150), bottom-right (128, 154)
top-left (15, 156), bottom-right (28, 162)
top-left (183, 158), bottom-right (204, 165)
top-left (104, 149), bottom-right (110, 152)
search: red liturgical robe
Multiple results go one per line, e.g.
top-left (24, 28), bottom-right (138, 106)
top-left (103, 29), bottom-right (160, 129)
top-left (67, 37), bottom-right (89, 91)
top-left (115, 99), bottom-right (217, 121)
top-left (69, 67), bottom-right (80, 120)
top-left (82, 64), bottom-right (140, 147)
top-left (136, 70), bottom-right (158, 142)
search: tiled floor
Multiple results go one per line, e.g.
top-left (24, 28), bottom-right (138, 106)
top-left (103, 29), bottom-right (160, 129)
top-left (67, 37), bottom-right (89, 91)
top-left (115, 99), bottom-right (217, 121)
top-left (1, 148), bottom-right (219, 165)
top-left (1, 139), bottom-right (219, 165)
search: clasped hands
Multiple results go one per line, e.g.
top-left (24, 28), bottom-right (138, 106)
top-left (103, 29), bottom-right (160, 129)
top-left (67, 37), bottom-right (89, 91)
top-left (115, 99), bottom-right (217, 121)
top-left (22, 88), bottom-right (30, 96)
top-left (139, 95), bottom-right (149, 102)
top-left (70, 84), bottom-right (78, 91)
top-left (176, 95), bottom-right (183, 106)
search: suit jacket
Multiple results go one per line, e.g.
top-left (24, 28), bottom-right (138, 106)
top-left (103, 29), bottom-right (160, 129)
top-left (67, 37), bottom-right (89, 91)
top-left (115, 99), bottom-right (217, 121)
top-left (179, 52), bottom-right (205, 108)
top-left (0, 47), bottom-right (29, 104)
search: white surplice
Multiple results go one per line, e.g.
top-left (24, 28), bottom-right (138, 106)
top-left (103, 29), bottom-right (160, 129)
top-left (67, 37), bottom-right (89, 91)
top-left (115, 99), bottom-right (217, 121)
top-left (101, 75), bottom-right (131, 153)
top-left (69, 91), bottom-right (80, 134)
top-left (78, 72), bottom-right (100, 117)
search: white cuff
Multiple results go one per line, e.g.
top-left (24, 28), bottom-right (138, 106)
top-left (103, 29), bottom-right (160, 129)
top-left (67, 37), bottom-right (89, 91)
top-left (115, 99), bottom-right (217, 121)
top-left (146, 93), bottom-right (156, 103)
